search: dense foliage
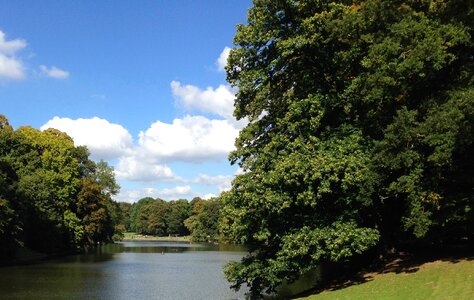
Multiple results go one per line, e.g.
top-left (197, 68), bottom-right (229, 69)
top-left (221, 0), bottom-right (474, 296)
top-left (185, 197), bottom-right (223, 242)
top-left (128, 196), bottom-right (223, 241)
top-left (0, 116), bottom-right (122, 260)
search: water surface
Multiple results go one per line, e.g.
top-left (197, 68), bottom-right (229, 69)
top-left (0, 241), bottom-right (249, 300)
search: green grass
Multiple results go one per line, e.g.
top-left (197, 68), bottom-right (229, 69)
top-left (122, 232), bottom-right (191, 242)
top-left (297, 258), bottom-right (474, 300)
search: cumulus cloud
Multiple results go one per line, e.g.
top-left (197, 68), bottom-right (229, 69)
top-left (41, 116), bottom-right (133, 160)
top-left (216, 46), bottom-right (231, 72)
top-left (202, 193), bottom-right (217, 200)
top-left (0, 30), bottom-right (26, 80)
top-left (157, 185), bottom-right (192, 199)
top-left (137, 115), bottom-right (239, 163)
top-left (193, 173), bottom-right (232, 192)
top-left (115, 156), bottom-right (180, 182)
top-left (171, 80), bottom-right (235, 120)
top-left (115, 185), bottom-right (196, 202)
top-left (39, 65), bottom-right (69, 79)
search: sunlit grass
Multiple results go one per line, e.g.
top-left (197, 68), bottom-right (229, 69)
top-left (297, 258), bottom-right (474, 300)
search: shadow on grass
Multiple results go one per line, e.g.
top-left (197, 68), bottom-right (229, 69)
top-left (292, 247), bottom-right (474, 299)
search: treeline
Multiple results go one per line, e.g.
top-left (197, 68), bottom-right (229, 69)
top-left (117, 196), bottom-right (222, 242)
top-left (0, 116), bottom-right (123, 261)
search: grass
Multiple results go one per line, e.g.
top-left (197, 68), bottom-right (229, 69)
top-left (296, 255), bottom-right (474, 300)
top-left (122, 232), bottom-right (191, 242)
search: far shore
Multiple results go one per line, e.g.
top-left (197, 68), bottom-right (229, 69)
top-left (121, 232), bottom-right (191, 243)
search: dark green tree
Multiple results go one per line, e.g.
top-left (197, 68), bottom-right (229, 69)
top-left (185, 198), bottom-right (223, 242)
top-left (0, 115), bottom-right (121, 257)
top-left (136, 199), bottom-right (168, 236)
top-left (166, 199), bottom-right (191, 236)
top-left (130, 197), bottom-right (155, 232)
top-left (222, 0), bottom-right (473, 296)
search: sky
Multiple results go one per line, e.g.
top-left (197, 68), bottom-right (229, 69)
top-left (0, 0), bottom-right (252, 203)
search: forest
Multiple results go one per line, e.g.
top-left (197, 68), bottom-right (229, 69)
top-left (0, 118), bottom-right (223, 262)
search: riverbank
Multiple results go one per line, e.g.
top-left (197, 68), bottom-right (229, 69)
top-left (122, 232), bottom-right (191, 242)
top-left (295, 254), bottom-right (474, 300)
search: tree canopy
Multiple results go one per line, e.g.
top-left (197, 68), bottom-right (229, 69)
top-left (0, 116), bottom-right (123, 260)
top-left (221, 0), bottom-right (474, 296)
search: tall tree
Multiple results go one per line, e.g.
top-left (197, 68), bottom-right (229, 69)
top-left (222, 0), bottom-right (473, 296)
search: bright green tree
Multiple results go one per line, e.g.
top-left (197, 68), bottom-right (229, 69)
top-left (222, 0), bottom-right (473, 296)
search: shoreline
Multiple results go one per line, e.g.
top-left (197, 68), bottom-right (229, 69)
top-left (121, 233), bottom-right (192, 243)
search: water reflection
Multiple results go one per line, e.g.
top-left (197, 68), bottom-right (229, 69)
top-left (0, 241), bottom-right (249, 300)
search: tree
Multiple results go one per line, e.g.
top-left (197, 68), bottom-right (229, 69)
top-left (166, 199), bottom-right (191, 236)
top-left (130, 197), bottom-right (155, 232)
top-left (136, 200), bottom-right (168, 236)
top-left (117, 202), bottom-right (133, 231)
top-left (0, 115), bottom-right (122, 257)
top-left (185, 198), bottom-right (222, 242)
top-left (222, 0), bottom-right (473, 296)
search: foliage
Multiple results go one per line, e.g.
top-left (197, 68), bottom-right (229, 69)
top-left (222, 0), bottom-right (474, 296)
top-left (0, 115), bottom-right (122, 259)
top-left (129, 197), bottom-right (155, 232)
top-left (136, 199), bottom-right (169, 236)
top-left (185, 197), bottom-right (223, 242)
top-left (166, 199), bottom-right (191, 236)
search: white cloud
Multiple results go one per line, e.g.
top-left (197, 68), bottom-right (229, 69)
top-left (39, 65), bottom-right (69, 79)
top-left (0, 30), bottom-right (26, 80)
top-left (202, 193), bottom-right (217, 200)
top-left (216, 46), bottom-right (231, 72)
top-left (114, 188), bottom-right (159, 203)
top-left (115, 185), bottom-right (195, 202)
top-left (115, 156), bottom-right (179, 182)
top-left (41, 116), bottom-right (133, 160)
top-left (138, 115), bottom-right (239, 163)
top-left (157, 185), bottom-right (192, 199)
top-left (171, 80), bottom-right (236, 120)
top-left (193, 173), bottom-right (232, 192)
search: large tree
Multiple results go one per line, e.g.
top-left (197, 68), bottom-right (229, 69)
top-left (222, 0), bottom-right (473, 296)
top-left (0, 116), bottom-right (121, 258)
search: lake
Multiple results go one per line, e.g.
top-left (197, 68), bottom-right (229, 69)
top-left (0, 241), bottom-right (250, 300)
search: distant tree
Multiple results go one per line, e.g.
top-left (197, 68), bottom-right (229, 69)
top-left (130, 197), bottom-right (155, 232)
top-left (166, 199), bottom-right (191, 236)
top-left (136, 199), bottom-right (168, 236)
top-left (117, 202), bottom-right (133, 231)
top-left (185, 198), bottom-right (222, 242)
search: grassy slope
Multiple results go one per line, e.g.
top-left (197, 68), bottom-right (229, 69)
top-left (297, 257), bottom-right (474, 300)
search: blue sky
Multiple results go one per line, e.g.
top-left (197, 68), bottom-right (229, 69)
top-left (0, 0), bottom-right (252, 202)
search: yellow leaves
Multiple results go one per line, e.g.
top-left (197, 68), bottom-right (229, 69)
top-left (421, 192), bottom-right (442, 210)
top-left (350, 3), bottom-right (363, 13)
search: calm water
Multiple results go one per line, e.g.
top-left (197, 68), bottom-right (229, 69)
top-left (0, 241), bottom-right (250, 300)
